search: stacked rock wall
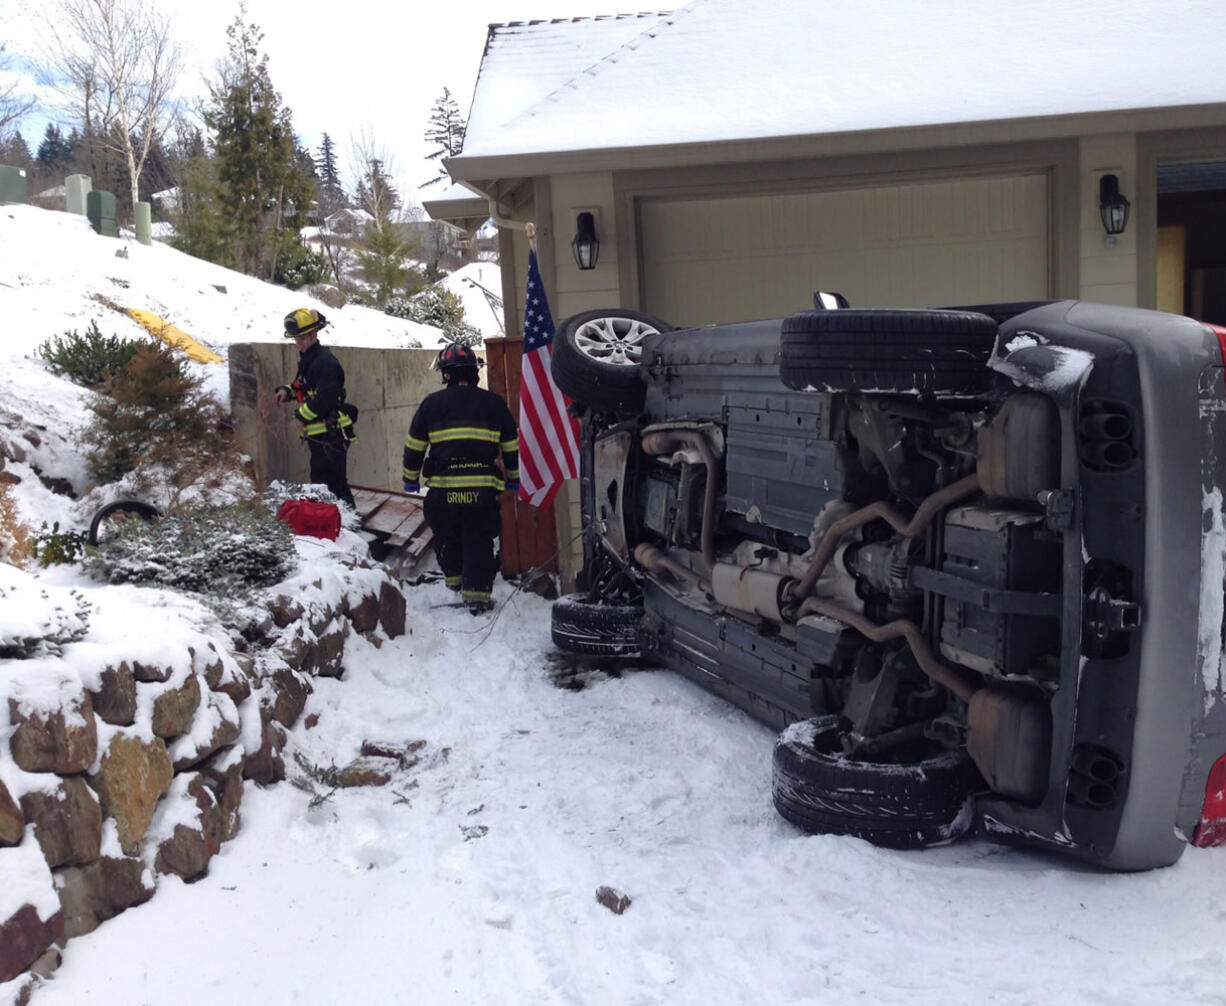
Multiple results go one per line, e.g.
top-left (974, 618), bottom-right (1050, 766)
top-left (0, 555), bottom-right (407, 986)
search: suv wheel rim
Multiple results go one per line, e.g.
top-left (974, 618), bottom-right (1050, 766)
top-left (573, 316), bottom-right (660, 366)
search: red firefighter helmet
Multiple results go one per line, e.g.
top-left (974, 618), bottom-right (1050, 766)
top-left (433, 343), bottom-right (482, 372)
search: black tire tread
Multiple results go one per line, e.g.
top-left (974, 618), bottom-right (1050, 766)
top-left (551, 593), bottom-right (642, 656)
top-left (772, 716), bottom-right (976, 849)
top-left (779, 308), bottom-right (997, 395)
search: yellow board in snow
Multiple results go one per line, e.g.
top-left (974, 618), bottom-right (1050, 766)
top-left (127, 308), bottom-right (223, 364)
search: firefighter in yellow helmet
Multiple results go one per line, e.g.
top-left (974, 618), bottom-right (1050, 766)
top-left (274, 308), bottom-right (357, 507)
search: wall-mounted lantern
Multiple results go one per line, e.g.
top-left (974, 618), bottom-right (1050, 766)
top-left (571, 211), bottom-right (600, 270)
top-left (1099, 174), bottom-right (1131, 236)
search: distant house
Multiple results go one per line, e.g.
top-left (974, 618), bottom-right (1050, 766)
top-left (150, 187), bottom-right (180, 216)
top-left (322, 207), bottom-right (373, 236)
top-left (434, 0), bottom-right (1226, 585)
top-left (423, 182), bottom-right (498, 260)
top-left (31, 184), bottom-right (65, 211)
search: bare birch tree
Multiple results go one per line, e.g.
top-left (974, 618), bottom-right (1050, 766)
top-left (41, 0), bottom-right (181, 211)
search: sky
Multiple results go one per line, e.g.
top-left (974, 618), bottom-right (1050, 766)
top-left (0, 0), bottom-right (676, 202)
top-left (3, 197), bottom-right (1226, 1006)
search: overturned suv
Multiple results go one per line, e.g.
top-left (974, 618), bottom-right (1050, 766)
top-left (549, 300), bottom-right (1226, 870)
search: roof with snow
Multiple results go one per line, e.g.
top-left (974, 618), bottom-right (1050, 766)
top-left (421, 181), bottom-right (490, 230)
top-left (454, 0), bottom-right (1226, 172)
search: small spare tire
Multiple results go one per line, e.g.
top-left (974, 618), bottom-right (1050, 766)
top-left (772, 716), bottom-right (979, 849)
top-left (779, 308), bottom-right (998, 396)
top-left (551, 592), bottom-right (642, 657)
top-left (551, 309), bottom-right (672, 416)
top-left (87, 499), bottom-right (160, 546)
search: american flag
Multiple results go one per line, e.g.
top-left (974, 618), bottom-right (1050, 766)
top-left (517, 249), bottom-right (580, 508)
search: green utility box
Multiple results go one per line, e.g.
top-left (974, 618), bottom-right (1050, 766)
top-left (86, 190), bottom-right (118, 237)
top-left (0, 165), bottom-right (28, 203)
top-left (66, 173), bottom-right (92, 214)
top-left (134, 200), bottom-right (152, 245)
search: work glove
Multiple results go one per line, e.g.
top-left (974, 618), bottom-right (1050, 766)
top-left (403, 481), bottom-right (420, 494)
top-left (273, 384), bottom-right (292, 403)
top-left (505, 479), bottom-right (520, 493)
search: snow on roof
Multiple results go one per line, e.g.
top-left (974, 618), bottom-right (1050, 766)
top-left (421, 181), bottom-right (485, 205)
top-left (460, 0), bottom-right (1226, 159)
top-left (464, 10), bottom-right (675, 156)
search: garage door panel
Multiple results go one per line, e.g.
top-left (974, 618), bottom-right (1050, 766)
top-left (641, 174), bottom-right (1048, 325)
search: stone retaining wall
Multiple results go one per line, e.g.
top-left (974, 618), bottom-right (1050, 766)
top-left (0, 557), bottom-right (406, 988)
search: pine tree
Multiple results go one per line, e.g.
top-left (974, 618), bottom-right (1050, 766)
top-left (355, 158), bottom-right (399, 220)
top-left (316, 132), bottom-right (345, 207)
top-left (36, 124), bottom-right (74, 174)
top-left (0, 131), bottom-right (33, 170)
top-left (355, 156), bottom-right (417, 307)
top-left (203, 16), bottom-right (315, 279)
top-left (420, 87), bottom-right (465, 190)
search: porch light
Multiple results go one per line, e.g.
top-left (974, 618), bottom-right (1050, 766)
top-left (571, 211), bottom-right (600, 270)
top-left (1099, 174), bottom-right (1130, 236)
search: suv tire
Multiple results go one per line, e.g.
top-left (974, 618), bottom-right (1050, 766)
top-left (551, 593), bottom-right (642, 657)
top-left (772, 716), bottom-right (978, 849)
top-left (779, 308), bottom-right (998, 396)
top-left (87, 499), bottom-right (161, 546)
top-left (551, 309), bottom-right (672, 416)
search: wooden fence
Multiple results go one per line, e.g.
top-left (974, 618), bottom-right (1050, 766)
top-left (484, 335), bottom-right (559, 576)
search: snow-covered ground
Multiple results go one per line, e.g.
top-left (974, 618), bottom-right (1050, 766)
top-left (2, 202), bottom-right (1226, 1006)
top-left (439, 261), bottom-right (506, 340)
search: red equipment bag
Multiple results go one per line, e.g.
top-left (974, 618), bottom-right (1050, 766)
top-left (276, 499), bottom-right (341, 540)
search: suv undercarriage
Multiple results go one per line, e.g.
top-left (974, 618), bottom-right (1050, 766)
top-left (548, 300), bottom-right (1226, 870)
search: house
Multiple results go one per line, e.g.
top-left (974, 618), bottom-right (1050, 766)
top-left (436, 0), bottom-right (1226, 582)
top-left (322, 206), bottom-right (373, 236)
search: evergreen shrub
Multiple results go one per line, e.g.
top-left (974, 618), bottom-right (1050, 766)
top-left (0, 482), bottom-right (32, 565)
top-left (37, 320), bottom-right (140, 387)
top-left (31, 521), bottom-right (88, 566)
top-left (276, 240), bottom-right (331, 288)
top-left (85, 501), bottom-right (295, 595)
top-left (400, 287), bottom-right (481, 347)
top-left (81, 339), bottom-right (243, 490)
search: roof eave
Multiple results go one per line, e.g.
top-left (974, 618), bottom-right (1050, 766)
top-left (422, 194), bottom-right (490, 231)
top-left (449, 102), bottom-right (1226, 183)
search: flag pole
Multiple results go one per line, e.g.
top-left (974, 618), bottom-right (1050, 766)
top-left (525, 221), bottom-right (537, 250)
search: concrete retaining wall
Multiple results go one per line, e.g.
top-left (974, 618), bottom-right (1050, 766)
top-left (229, 343), bottom-right (445, 491)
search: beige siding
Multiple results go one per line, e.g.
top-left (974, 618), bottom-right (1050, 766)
top-left (639, 174), bottom-right (1049, 325)
top-left (1079, 133), bottom-right (1137, 306)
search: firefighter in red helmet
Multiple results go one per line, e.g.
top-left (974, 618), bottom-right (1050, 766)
top-left (403, 343), bottom-right (519, 614)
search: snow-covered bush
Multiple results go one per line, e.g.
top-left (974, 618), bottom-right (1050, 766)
top-left (84, 502), bottom-right (296, 595)
top-left (276, 240), bottom-right (332, 289)
top-left (0, 562), bottom-right (91, 658)
top-left (36, 320), bottom-right (140, 387)
top-left (398, 287), bottom-right (481, 347)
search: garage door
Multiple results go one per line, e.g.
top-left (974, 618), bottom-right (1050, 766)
top-left (639, 173), bottom-right (1049, 325)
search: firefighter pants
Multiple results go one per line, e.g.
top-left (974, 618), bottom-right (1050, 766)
top-left (424, 488), bottom-right (502, 606)
top-left (308, 434), bottom-right (355, 508)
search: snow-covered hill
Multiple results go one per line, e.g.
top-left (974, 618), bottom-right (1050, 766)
top-left (0, 202), bottom-right (449, 535)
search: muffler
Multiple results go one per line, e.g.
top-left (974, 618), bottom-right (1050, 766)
top-left (966, 688), bottom-right (1052, 804)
